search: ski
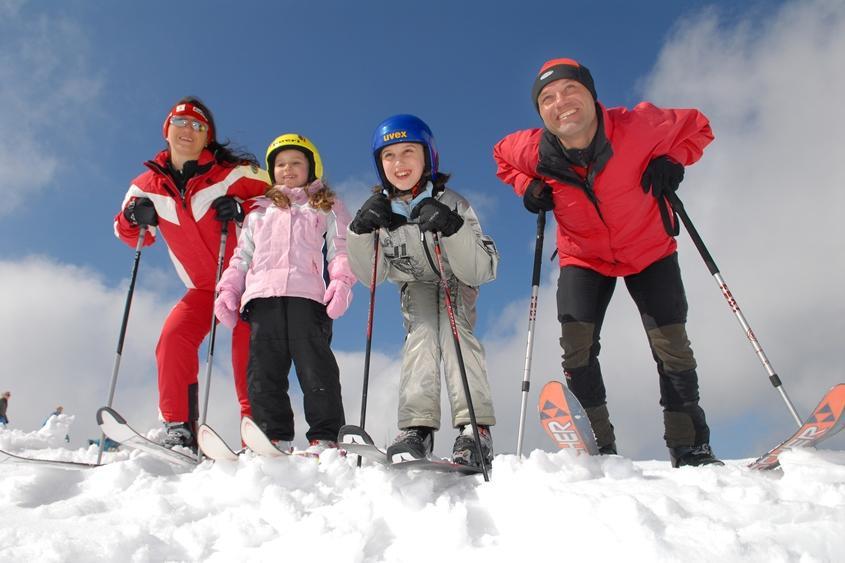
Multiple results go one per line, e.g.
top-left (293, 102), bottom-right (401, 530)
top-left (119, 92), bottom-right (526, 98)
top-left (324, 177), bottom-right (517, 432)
top-left (338, 424), bottom-right (482, 475)
top-left (338, 424), bottom-right (389, 465)
top-left (198, 424), bottom-right (239, 461)
top-left (240, 416), bottom-right (294, 458)
top-left (96, 407), bottom-right (198, 468)
top-left (392, 457), bottom-right (483, 475)
top-left (749, 383), bottom-right (845, 471)
top-left (538, 380), bottom-right (599, 455)
top-left (0, 448), bottom-right (102, 470)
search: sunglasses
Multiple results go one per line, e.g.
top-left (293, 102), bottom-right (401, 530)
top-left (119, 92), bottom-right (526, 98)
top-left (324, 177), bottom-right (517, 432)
top-left (169, 116), bottom-right (209, 132)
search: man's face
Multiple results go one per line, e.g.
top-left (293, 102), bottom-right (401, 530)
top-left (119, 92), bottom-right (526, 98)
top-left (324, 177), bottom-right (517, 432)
top-left (537, 78), bottom-right (598, 149)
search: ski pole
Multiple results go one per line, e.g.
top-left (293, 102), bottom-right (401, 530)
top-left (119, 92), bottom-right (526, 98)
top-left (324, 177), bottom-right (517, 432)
top-left (199, 225), bottom-right (229, 431)
top-left (431, 232), bottom-right (490, 481)
top-left (666, 192), bottom-right (802, 426)
top-left (516, 211), bottom-right (546, 457)
top-left (98, 226), bottom-right (147, 464)
top-left (357, 232), bottom-right (380, 468)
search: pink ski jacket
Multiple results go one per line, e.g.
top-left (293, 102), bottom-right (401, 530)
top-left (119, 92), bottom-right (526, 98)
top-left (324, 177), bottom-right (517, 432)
top-left (217, 181), bottom-right (355, 309)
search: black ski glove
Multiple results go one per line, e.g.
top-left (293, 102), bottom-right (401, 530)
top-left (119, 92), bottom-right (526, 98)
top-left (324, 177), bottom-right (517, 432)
top-left (350, 193), bottom-right (392, 234)
top-left (410, 197), bottom-right (464, 237)
top-left (123, 197), bottom-right (158, 226)
top-left (211, 196), bottom-right (244, 222)
top-left (523, 179), bottom-right (555, 214)
top-left (641, 156), bottom-right (684, 199)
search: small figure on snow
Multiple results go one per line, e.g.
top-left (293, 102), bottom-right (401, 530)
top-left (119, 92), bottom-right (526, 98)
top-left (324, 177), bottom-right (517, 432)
top-left (494, 58), bottom-right (722, 467)
top-left (42, 405), bottom-right (70, 442)
top-left (0, 391), bottom-right (10, 428)
top-left (347, 115), bottom-right (499, 468)
top-left (215, 134), bottom-right (352, 456)
top-left (114, 97), bottom-right (270, 451)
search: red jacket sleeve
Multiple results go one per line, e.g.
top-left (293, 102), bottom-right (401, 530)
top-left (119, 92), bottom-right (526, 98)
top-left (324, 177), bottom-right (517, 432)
top-left (225, 164), bottom-right (270, 216)
top-left (632, 103), bottom-right (714, 166)
top-left (493, 129), bottom-right (544, 196)
top-left (114, 179), bottom-right (157, 249)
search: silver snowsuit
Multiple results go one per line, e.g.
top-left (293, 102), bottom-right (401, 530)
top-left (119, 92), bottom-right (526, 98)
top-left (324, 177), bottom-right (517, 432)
top-left (347, 187), bottom-right (499, 430)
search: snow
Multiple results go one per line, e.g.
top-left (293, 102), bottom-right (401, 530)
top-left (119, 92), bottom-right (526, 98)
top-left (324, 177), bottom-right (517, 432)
top-left (1, 419), bottom-right (843, 562)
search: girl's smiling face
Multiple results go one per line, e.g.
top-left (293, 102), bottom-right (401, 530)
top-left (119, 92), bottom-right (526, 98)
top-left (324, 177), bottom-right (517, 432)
top-left (273, 149), bottom-right (310, 188)
top-left (380, 142), bottom-right (425, 192)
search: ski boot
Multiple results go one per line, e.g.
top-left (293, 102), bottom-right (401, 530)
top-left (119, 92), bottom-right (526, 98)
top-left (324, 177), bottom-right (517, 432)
top-left (597, 443), bottom-right (618, 455)
top-left (163, 421), bottom-right (197, 452)
top-left (670, 444), bottom-right (724, 468)
top-left (303, 439), bottom-right (338, 457)
top-left (386, 427), bottom-right (433, 463)
top-left (452, 425), bottom-right (493, 468)
top-left (271, 439), bottom-right (293, 454)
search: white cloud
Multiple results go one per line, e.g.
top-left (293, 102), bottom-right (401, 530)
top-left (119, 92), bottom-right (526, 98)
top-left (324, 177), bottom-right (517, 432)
top-left (0, 257), bottom-right (169, 445)
top-left (0, 6), bottom-right (102, 213)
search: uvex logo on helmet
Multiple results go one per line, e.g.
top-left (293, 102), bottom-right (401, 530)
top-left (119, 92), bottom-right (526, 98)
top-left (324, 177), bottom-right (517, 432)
top-left (383, 131), bottom-right (409, 142)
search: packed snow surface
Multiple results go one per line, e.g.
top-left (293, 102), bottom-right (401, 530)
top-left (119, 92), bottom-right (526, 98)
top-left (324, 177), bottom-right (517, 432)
top-left (1, 418), bottom-right (843, 562)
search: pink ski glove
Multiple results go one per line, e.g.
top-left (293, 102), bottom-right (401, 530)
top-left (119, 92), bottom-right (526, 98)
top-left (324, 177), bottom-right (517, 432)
top-left (214, 289), bottom-right (241, 329)
top-left (323, 280), bottom-right (352, 319)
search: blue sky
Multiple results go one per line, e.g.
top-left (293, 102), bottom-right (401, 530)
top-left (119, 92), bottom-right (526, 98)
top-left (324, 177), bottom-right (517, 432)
top-left (1, 0), bottom-right (843, 461)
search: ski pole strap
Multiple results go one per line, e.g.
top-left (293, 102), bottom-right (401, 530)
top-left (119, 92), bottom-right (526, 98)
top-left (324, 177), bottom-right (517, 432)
top-left (658, 195), bottom-right (680, 237)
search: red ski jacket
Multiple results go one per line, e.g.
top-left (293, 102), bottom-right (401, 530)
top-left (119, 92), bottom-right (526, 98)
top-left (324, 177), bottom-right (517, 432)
top-left (114, 149), bottom-right (270, 290)
top-left (494, 102), bottom-right (713, 277)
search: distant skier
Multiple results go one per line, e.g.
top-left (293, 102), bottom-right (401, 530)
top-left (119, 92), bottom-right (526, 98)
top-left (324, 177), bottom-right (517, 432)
top-left (114, 97), bottom-right (269, 450)
top-left (494, 58), bottom-right (723, 467)
top-left (215, 134), bottom-right (353, 456)
top-left (347, 115), bottom-right (499, 468)
top-left (43, 406), bottom-right (70, 442)
top-left (0, 391), bottom-right (10, 428)
top-left (42, 405), bottom-right (63, 426)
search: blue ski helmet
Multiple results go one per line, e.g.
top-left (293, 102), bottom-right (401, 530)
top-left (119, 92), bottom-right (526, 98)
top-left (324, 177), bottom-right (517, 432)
top-left (371, 114), bottom-right (439, 188)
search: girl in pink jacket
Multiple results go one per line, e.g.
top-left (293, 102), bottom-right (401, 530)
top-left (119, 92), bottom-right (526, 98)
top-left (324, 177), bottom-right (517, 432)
top-left (215, 134), bottom-right (353, 455)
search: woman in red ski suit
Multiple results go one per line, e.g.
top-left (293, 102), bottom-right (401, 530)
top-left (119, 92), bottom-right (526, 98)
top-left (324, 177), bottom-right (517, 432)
top-left (494, 58), bottom-right (722, 467)
top-left (114, 97), bottom-right (269, 448)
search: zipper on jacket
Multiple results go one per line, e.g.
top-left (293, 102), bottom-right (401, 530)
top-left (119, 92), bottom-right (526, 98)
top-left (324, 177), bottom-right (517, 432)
top-left (420, 229), bottom-right (441, 279)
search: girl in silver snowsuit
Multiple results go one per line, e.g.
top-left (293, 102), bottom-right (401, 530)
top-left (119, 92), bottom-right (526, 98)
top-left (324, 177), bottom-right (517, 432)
top-left (347, 114), bottom-right (499, 467)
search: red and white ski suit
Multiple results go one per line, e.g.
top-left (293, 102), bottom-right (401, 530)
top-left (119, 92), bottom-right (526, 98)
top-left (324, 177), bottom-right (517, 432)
top-left (114, 148), bottom-right (270, 422)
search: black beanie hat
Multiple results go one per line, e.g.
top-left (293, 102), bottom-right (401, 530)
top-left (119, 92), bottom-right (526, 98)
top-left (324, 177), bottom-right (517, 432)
top-left (531, 58), bottom-right (597, 111)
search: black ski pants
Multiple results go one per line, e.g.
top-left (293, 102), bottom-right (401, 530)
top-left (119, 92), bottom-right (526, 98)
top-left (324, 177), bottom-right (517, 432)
top-left (245, 296), bottom-right (345, 442)
top-left (557, 253), bottom-right (710, 446)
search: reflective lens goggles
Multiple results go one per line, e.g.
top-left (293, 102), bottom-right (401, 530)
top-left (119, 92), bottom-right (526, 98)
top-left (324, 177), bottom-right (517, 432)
top-left (169, 116), bottom-right (209, 132)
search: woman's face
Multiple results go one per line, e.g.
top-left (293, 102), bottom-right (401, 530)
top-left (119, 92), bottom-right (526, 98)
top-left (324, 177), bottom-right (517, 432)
top-left (380, 142), bottom-right (425, 192)
top-left (166, 116), bottom-right (208, 162)
top-left (273, 149), bottom-right (310, 188)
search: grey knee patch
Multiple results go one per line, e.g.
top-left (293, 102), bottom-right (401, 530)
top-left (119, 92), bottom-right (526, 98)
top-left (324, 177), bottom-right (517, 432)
top-left (647, 324), bottom-right (697, 373)
top-left (663, 411), bottom-right (696, 448)
top-left (560, 322), bottom-right (595, 370)
top-left (585, 404), bottom-right (616, 448)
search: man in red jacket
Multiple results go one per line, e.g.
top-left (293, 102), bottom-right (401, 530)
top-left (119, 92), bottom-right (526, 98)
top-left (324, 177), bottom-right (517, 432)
top-left (115, 97), bottom-right (269, 450)
top-left (494, 58), bottom-right (722, 467)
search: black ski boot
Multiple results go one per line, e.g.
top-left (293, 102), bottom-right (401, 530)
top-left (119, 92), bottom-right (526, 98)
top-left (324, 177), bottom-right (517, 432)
top-left (670, 444), bottom-right (724, 468)
top-left (598, 443), bottom-right (618, 455)
top-left (452, 425), bottom-right (493, 467)
top-left (386, 427), bottom-right (433, 463)
top-left (163, 421), bottom-right (197, 452)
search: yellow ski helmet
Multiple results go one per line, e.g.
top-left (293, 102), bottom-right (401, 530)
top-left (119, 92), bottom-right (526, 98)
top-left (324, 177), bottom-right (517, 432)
top-left (265, 133), bottom-right (323, 184)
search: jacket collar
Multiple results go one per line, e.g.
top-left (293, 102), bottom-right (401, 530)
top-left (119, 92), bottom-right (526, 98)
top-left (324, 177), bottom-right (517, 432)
top-left (279, 179), bottom-right (324, 205)
top-left (145, 148), bottom-right (215, 179)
